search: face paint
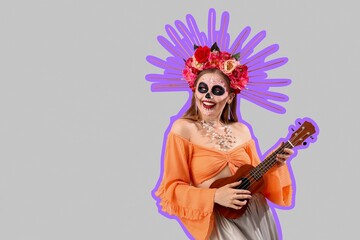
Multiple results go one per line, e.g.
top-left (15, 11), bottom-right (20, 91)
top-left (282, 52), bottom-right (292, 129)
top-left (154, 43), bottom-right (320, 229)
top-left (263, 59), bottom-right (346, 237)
top-left (197, 82), bottom-right (226, 96)
top-left (198, 82), bottom-right (209, 94)
top-left (195, 72), bottom-right (232, 118)
top-left (211, 85), bottom-right (225, 96)
top-left (207, 76), bottom-right (227, 89)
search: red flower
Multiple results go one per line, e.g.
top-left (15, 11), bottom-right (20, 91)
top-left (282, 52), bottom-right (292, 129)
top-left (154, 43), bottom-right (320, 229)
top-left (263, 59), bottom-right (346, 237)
top-left (194, 46), bottom-right (210, 63)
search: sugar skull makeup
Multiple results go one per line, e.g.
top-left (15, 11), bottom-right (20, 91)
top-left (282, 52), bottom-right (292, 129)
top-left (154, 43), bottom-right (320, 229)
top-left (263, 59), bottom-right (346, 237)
top-left (195, 72), bottom-right (233, 117)
top-left (197, 82), bottom-right (226, 96)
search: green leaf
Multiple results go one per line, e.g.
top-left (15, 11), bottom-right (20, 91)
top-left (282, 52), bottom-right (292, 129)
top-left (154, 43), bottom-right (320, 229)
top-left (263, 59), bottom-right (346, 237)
top-left (194, 44), bottom-right (199, 50)
top-left (232, 52), bottom-right (240, 60)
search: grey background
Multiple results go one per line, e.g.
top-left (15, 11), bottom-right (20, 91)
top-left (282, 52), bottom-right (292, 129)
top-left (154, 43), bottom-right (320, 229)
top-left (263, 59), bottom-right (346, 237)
top-left (0, 0), bottom-right (358, 239)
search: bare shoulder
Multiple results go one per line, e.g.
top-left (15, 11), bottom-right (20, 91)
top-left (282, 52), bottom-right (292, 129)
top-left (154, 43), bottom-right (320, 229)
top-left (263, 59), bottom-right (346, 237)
top-left (230, 122), bottom-right (252, 142)
top-left (170, 118), bottom-right (197, 140)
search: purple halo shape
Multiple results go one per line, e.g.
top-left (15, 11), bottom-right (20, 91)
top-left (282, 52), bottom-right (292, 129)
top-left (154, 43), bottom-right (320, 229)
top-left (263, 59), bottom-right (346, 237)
top-left (146, 8), bottom-right (316, 240)
top-left (146, 8), bottom-right (291, 113)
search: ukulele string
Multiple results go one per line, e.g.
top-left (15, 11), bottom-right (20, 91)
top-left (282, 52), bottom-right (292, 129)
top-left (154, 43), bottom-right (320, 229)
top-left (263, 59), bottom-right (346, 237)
top-left (238, 143), bottom-right (293, 190)
top-left (250, 127), bottom-right (309, 180)
top-left (235, 140), bottom-right (292, 189)
top-left (236, 145), bottom-right (288, 190)
top-left (237, 131), bottom-right (305, 190)
top-left (240, 132), bottom-right (302, 189)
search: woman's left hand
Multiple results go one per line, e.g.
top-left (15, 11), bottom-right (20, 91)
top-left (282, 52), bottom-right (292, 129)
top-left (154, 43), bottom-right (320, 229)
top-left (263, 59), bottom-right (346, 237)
top-left (276, 148), bottom-right (294, 165)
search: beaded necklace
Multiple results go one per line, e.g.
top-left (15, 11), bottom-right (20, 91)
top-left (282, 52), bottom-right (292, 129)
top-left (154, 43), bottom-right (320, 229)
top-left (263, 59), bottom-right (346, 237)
top-left (200, 120), bottom-right (236, 151)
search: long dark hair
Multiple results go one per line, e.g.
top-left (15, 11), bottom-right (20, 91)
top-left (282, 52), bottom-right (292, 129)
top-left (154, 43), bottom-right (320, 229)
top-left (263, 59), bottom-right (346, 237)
top-left (182, 69), bottom-right (238, 124)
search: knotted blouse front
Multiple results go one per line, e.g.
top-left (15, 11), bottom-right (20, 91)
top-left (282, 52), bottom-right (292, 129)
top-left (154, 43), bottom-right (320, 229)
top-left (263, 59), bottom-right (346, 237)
top-left (155, 132), bottom-right (292, 240)
top-left (190, 139), bottom-right (254, 186)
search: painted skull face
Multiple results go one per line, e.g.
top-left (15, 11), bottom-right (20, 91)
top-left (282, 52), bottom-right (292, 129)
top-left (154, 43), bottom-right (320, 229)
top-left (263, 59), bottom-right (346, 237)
top-left (195, 72), bottom-right (233, 117)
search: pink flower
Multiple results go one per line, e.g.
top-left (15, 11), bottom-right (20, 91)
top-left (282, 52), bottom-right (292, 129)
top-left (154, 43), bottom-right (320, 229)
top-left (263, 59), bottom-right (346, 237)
top-left (229, 65), bottom-right (249, 93)
top-left (204, 52), bottom-right (221, 69)
top-left (182, 68), bottom-right (197, 89)
top-left (221, 59), bottom-right (238, 74)
top-left (185, 58), bottom-right (193, 67)
top-left (191, 58), bottom-right (204, 70)
top-left (220, 51), bottom-right (231, 59)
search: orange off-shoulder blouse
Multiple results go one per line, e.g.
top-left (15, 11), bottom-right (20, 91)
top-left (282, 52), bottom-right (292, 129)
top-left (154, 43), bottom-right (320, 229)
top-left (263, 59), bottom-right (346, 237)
top-left (155, 132), bottom-right (293, 240)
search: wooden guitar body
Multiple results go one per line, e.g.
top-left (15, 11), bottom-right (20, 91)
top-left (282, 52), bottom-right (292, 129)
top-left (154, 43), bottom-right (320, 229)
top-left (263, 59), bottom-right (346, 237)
top-left (208, 118), bottom-right (318, 219)
top-left (210, 164), bottom-right (265, 219)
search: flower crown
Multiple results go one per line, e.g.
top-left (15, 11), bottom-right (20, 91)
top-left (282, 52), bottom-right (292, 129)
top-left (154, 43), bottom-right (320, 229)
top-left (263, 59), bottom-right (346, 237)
top-left (182, 42), bottom-right (249, 94)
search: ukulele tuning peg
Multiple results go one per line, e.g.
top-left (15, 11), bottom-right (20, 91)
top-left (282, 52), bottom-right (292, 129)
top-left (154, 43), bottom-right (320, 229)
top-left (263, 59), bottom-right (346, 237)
top-left (291, 127), bottom-right (295, 132)
top-left (303, 141), bottom-right (308, 146)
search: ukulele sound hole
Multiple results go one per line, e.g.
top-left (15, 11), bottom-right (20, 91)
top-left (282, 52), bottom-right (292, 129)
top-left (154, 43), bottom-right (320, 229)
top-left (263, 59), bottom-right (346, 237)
top-left (236, 178), bottom-right (251, 190)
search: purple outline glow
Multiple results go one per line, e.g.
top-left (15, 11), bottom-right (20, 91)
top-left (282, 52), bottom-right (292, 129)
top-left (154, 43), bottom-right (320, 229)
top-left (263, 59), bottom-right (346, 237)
top-left (146, 8), bottom-right (291, 114)
top-left (147, 8), bottom-right (320, 240)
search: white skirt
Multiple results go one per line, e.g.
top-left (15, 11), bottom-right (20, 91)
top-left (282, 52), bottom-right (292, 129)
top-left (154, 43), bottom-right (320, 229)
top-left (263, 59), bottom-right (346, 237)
top-left (210, 194), bottom-right (278, 240)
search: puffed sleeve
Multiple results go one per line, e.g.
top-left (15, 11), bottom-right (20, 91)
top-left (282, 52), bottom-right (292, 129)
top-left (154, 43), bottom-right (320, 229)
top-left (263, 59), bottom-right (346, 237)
top-left (246, 140), bottom-right (293, 206)
top-left (154, 132), bottom-right (216, 239)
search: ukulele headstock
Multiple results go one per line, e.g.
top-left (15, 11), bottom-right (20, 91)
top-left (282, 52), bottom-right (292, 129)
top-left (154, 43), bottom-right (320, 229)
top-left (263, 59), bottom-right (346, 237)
top-left (287, 118), bottom-right (319, 148)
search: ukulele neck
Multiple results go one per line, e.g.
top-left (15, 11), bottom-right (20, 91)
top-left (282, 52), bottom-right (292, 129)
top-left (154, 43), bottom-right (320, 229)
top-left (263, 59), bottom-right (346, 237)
top-left (250, 141), bottom-right (293, 180)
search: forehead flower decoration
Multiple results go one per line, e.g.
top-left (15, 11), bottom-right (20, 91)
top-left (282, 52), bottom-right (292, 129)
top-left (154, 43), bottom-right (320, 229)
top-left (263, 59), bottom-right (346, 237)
top-left (183, 42), bottom-right (248, 94)
top-left (146, 8), bottom-right (291, 113)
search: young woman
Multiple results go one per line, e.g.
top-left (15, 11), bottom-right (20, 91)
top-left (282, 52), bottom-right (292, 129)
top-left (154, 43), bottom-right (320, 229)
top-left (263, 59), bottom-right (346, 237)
top-left (154, 44), bottom-right (294, 240)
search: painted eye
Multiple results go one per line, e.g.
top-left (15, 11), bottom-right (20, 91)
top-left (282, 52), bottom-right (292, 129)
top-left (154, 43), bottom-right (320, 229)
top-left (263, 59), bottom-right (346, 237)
top-left (197, 82), bottom-right (208, 93)
top-left (212, 85), bottom-right (225, 96)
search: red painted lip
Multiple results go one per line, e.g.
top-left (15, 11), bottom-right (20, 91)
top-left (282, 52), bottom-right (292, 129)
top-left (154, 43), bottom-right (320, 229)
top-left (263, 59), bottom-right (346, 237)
top-left (202, 100), bottom-right (215, 110)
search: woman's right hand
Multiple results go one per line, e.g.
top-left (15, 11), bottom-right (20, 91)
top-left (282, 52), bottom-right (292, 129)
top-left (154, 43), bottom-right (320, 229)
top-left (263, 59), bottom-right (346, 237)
top-left (214, 181), bottom-right (252, 210)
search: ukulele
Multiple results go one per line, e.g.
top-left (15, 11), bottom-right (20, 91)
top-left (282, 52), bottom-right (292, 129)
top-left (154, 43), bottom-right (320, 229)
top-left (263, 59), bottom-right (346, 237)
top-left (209, 118), bottom-right (318, 219)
